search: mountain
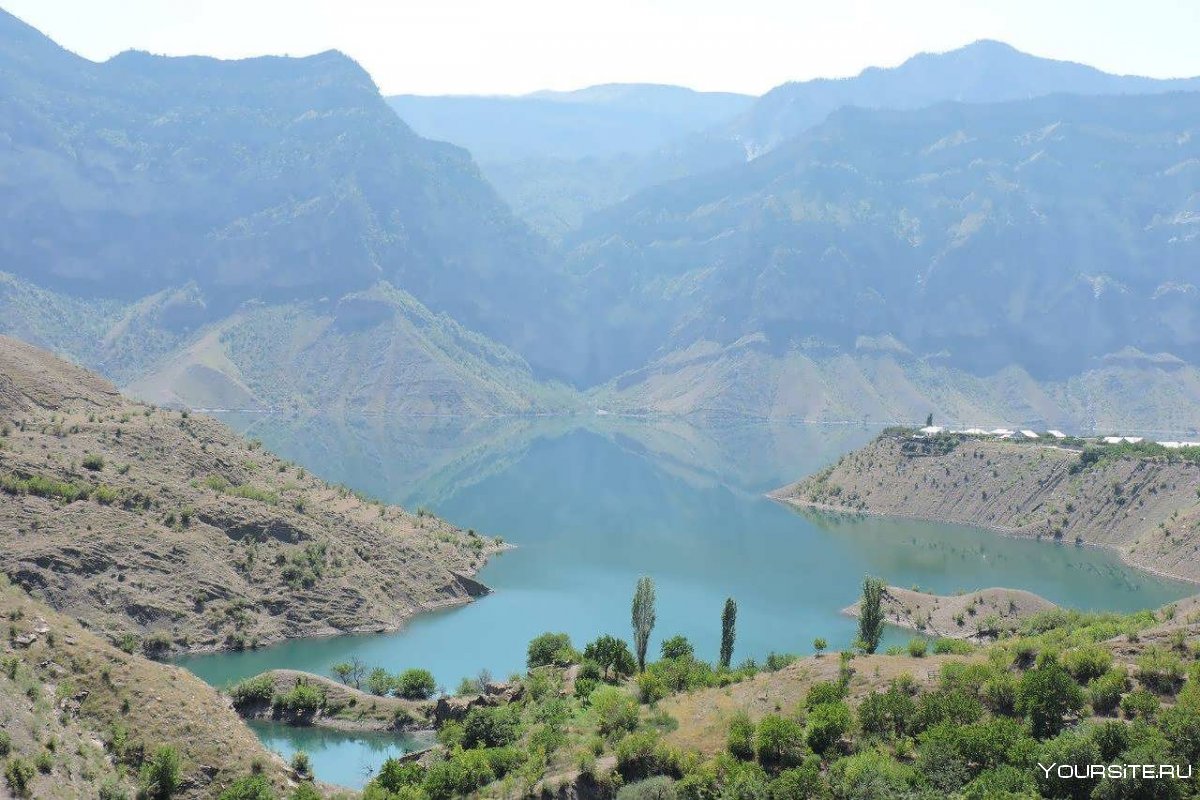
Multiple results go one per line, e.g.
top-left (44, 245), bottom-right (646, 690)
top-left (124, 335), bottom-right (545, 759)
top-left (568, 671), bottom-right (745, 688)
top-left (0, 8), bottom-right (582, 399)
top-left (388, 83), bottom-right (752, 163)
top-left (724, 39), bottom-right (1200, 157)
top-left (568, 90), bottom-right (1200, 422)
top-left (388, 84), bottom-right (753, 238)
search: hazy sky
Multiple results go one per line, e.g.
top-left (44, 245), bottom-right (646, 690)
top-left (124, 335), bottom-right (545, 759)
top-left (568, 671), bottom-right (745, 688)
top-left (6, 0), bottom-right (1200, 96)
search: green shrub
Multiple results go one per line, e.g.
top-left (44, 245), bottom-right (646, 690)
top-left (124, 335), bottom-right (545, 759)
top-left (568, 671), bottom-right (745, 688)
top-left (461, 706), bottom-right (518, 749)
top-left (659, 636), bottom-right (694, 661)
top-left (1088, 668), bottom-right (1128, 716)
top-left (638, 670), bottom-right (668, 704)
top-left (805, 702), bottom-right (852, 754)
top-left (1136, 648), bottom-right (1186, 694)
top-left (616, 776), bottom-right (678, 800)
top-left (727, 712), bottom-right (756, 760)
top-left (933, 638), bottom-right (973, 655)
top-left (273, 681), bottom-right (325, 717)
top-left (0, 730), bottom-right (10, 756)
top-left (34, 751), bottom-right (52, 773)
top-left (1120, 689), bottom-right (1160, 719)
top-left (804, 680), bottom-right (845, 710)
top-left (218, 775), bottom-right (276, 800)
top-left (616, 731), bottom-right (676, 782)
top-left (366, 668), bottom-right (393, 696)
top-left (592, 685), bottom-right (639, 738)
top-left (394, 668), bottom-right (436, 700)
top-left (906, 638), bottom-right (928, 658)
top-left (229, 675), bottom-right (276, 709)
top-left (527, 632), bottom-right (577, 669)
top-left (4, 757), bottom-right (34, 797)
top-left (139, 746), bottom-right (181, 799)
top-left (755, 714), bottom-right (806, 768)
top-left (82, 454), bottom-right (105, 471)
top-left (1063, 644), bottom-right (1113, 682)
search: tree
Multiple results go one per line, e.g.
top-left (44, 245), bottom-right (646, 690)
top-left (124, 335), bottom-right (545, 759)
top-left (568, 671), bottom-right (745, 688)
top-left (1016, 653), bottom-right (1085, 738)
top-left (366, 667), bottom-right (393, 696)
top-left (660, 635), bottom-right (694, 661)
top-left (395, 668), bottom-right (437, 700)
top-left (527, 632), bottom-right (576, 669)
top-left (813, 637), bottom-right (827, 657)
top-left (583, 635), bottom-right (636, 682)
top-left (755, 714), bottom-right (806, 769)
top-left (332, 656), bottom-right (367, 689)
top-left (720, 598), bottom-right (737, 669)
top-left (857, 576), bottom-right (886, 655)
top-left (926, 413), bottom-right (934, 427)
top-left (631, 576), bottom-right (657, 672)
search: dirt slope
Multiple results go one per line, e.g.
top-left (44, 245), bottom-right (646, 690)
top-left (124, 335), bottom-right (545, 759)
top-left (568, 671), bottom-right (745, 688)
top-left (774, 432), bottom-right (1200, 583)
top-left (0, 335), bottom-right (501, 656)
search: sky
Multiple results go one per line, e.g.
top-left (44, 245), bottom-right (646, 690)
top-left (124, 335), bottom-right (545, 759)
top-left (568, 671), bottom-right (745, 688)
top-left (5, 0), bottom-right (1200, 96)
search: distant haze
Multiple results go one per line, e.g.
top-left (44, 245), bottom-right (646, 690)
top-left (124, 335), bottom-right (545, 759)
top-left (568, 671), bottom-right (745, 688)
top-left (2, 0), bottom-right (1199, 95)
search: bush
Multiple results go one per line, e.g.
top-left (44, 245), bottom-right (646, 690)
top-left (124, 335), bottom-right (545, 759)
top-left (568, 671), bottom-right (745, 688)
top-left (1088, 668), bottom-right (1128, 716)
top-left (4, 758), bottom-right (34, 797)
top-left (592, 685), bottom-right (639, 737)
top-left (858, 685), bottom-right (918, 740)
top-left (367, 668), bottom-right (393, 696)
top-left (229, 675), bottom-right (276, 709)
top-left (755, 714), bottom-right (806, 769)
top-left (139, 746), bottom-right (181, 799)
top-left (727, 712), bottom-right (756, 760)
top-left (0, 730), bottom-right (10, 756)
top-left (660, 636), bottom-right (694, 661)
top-left (1063, 644), bottom-right (1113, 682)
top-left (805, 702), bottom-right (852, 754)
top-left (82, 454), bottom-right (105, 471)
top-left (804, 680), bottom-right (845, 710)
top-left (584, 635), bottom-right (637, 681)
top-left (616, 731), bottom-right (675, 782)
top-left (527, 632), bottom-right (576, 669)
top-left (461, 706), bottom-right (518, 748)
top-left (616, 776), bottom-right (678, 800)
top-left (637, 670), bottom-right (668, 704)
top-left (768, 759), bottom-right (823, 799)
top-left (1136, 648), bottom-right (1186, 694)
top-left (1015, 654), bottom-right (1085, 738)
top-left (395, 668), bottom-right (436, 700)
top-left (933, 638), bottom-right (974, 655)
top-left (906, 638), bottom-right (928, 658)
top-left (1120, 689), bottom-right (1160, 719)
top-left (218, 775), bottom-right (276, 800)
top-left (273, 682), bottom-right (325, 717)
top-left (290, 751), bottom-right (311, 778)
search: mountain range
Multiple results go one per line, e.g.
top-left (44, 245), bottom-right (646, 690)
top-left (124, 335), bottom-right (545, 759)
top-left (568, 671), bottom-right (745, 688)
top-left (2, 6), bottom-right (1200, 429)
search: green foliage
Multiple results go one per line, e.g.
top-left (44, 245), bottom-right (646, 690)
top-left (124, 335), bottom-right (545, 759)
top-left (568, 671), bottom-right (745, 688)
top-left (461, 706), bottom-right (519, 749)
top-left (139, 746), bottom-right (182, 800)
top-left (1120, 689), bottom-right (1160, 719)
top-left (616, 776), bottom-right (678, 800)
top-left (218, 775), bottom-right (277, 800)
top-left (592, 685), bottom-right (640, 738)
top-left (637, 670), bottom-right (668, 704)
top-left (754, 714), bottom-right (805, 769)
top-left (1016, 654), bottom-right (1085, 738)
top-left (858, 683), bottom-right (918, 740)
top-left (4, 757), bottom-right (34, 797)
top-left (727, 712), bottom-right (756, 761)
top-left (660, 635), bottom-right (694, 661)
top-left (229, 675), bottom-right (276, 709)
top-left (1063, 644), bottom-right (1113, 682)
top-left (857, 576), bottom-right (886, 654)
top-left (395, 668), bottom-right (436, 700)
top-left (527, 632), bottom-right (576, 669)
top-left (720, 598), bottom-right (737, 669)
top-left (906, 637), bottom-right (927, 658)
top-left (632, 576), bottom-right (657, 672)
top-left (616, 731), bottom-right (676, 782)
top-left (1135, 647), bottom-right (1186, 694)
top-left (805, 701), bottom-right (852, 754)
top-left (272, 681), bottom-right (325, 717)
top-left (82, 454), bottom-right (105, 471)
top-left (584, 634), bottom-right (636, 681)
top-left (367, 668), bottom-right (393, 696)
top-left (1088, 668), bottom-right (1128, 716)
top-left (0, 472), bottom-right (91, 503)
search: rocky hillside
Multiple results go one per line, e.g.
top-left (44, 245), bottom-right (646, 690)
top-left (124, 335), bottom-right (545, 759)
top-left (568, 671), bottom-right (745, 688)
top-left (0, 335), bottom-right (501, 656)
top-left (774, 432), bottom-right (1200, 583)
top-left (0, 578), bottom-right (294, 799)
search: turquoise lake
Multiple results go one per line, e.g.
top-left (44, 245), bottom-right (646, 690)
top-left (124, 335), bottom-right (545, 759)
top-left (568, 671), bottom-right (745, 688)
top-left (178, 416), bottom-right (1194, 788)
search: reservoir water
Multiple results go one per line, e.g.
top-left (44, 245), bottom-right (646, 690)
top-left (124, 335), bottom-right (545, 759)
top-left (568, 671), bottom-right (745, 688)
top-left (179, 416), bottom-right (1193, 788)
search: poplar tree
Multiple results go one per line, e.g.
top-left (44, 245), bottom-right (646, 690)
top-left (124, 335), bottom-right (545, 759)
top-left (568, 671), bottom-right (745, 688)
top-left (719, 597), bottom-right (737, 669)
top-left (631, 576), bottom-right (657, 672)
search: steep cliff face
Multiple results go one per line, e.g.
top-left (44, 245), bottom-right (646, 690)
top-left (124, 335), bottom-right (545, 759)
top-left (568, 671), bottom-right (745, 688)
top-left (774, 433), bottom-right (1200, 582)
